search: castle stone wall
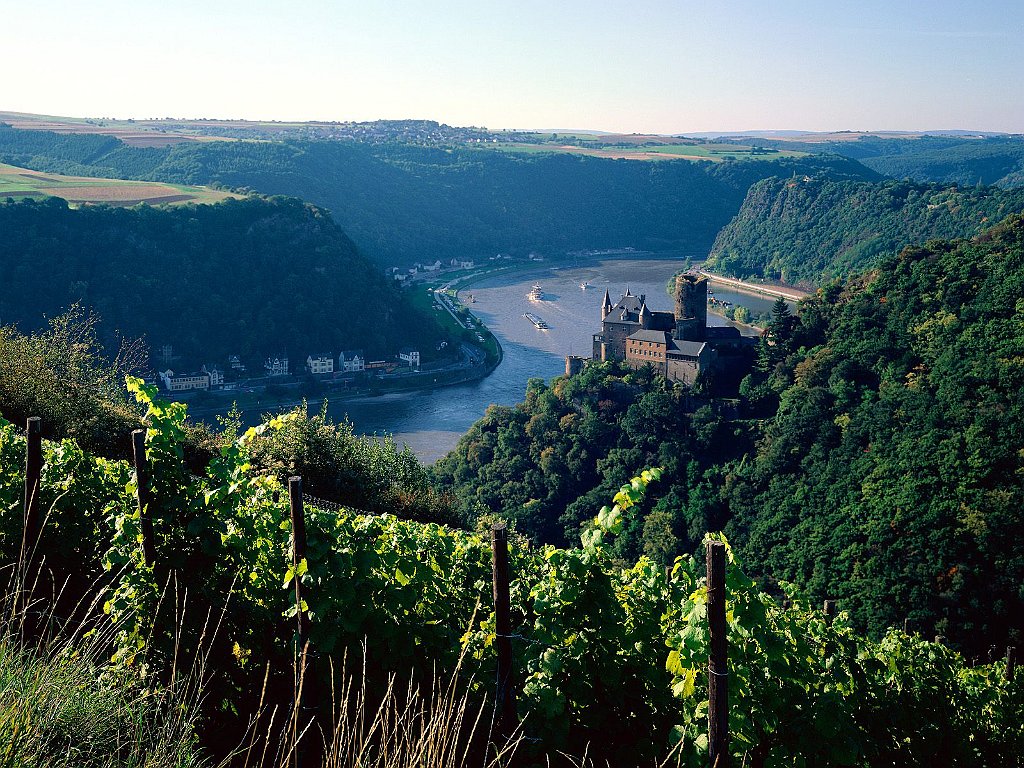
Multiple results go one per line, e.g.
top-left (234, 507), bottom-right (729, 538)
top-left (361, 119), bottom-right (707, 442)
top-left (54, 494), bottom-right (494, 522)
top-left (674, 274), bottom-right (708, 342)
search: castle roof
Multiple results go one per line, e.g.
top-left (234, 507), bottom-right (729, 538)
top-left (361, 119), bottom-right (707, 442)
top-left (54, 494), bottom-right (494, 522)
top-left (615, 293), bottom-right (645, 315)
top-left (628, 329), bottom-right (670, 344)
top-left (705, 326), bottom-right (742, 340)
top-left (667, 339), bottom-right (706, 357)
top-left (605, 315), bottom-right (640, 327)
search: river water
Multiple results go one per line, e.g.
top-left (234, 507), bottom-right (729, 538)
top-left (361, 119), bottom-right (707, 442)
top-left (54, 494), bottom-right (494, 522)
top-left (325, 258), bottom-right (779, 463)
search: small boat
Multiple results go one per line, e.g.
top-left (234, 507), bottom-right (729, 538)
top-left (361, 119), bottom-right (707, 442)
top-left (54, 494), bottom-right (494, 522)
top-left (524, 312), bottom-right (549, 329)
top-left (528, 284), bottom-right (544, 301)
top-left (466, 293), bottom-right (476, 303)
top-left (580, 281), bottom-right (591, 290)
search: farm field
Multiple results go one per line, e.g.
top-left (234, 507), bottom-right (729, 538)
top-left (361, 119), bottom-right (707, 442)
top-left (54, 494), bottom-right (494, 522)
top-left (485, 141), bottom-right (808, 162)
top-left (0, 110), bottom-right (227, 146)
top-left (0, 163), bottom-right (241, 206)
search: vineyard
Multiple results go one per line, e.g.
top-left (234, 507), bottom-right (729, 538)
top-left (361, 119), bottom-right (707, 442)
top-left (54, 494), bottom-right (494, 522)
top-left (1, 377), bottom-right (1021, 766)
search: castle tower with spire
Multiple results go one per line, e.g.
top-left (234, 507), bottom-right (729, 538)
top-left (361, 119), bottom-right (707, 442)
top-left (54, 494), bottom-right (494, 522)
top-left (590, 271), bottom-right (746, 386)
top-left (592, 288), bottom-right (672, 361)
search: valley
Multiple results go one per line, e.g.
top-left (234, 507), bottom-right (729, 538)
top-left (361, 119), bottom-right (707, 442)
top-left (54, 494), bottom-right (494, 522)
top-left (2, 8), bottom-right (1023, 758)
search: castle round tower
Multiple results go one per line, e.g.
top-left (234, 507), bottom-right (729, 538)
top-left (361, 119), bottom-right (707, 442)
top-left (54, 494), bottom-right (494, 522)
top-left (674, 274), bottom-right (708, 341)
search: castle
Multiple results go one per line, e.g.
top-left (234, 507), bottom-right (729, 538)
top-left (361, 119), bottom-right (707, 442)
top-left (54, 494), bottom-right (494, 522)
top-left (589, 273), bottom-right (743, 385)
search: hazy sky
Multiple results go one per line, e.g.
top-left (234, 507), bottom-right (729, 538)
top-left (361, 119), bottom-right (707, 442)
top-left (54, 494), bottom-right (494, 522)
top-left (4, 0), bottom-right (1022, 133)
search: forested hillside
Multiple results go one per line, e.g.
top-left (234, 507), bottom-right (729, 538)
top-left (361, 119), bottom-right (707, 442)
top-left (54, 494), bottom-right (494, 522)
top-left (855, 136), bottom-right (1024, 187)
top-left (706, 176), bottom-right (1024, 283)
top-left (0, 196), bottom-right (447, 366)
top-left (0, 124), bottom-right (878, 265)
top-left (725, 212), bottom-right (1024, 647)
top-left (436, 215), bottom-right (1024, 653)
top-left (430, 365), bottom-right (753, 558)
top-left (728, 134), bottom-right (1024, 188)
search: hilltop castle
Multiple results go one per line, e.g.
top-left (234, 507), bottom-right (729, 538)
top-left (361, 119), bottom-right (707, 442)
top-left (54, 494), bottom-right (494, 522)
top-left (590, 273), bottom-right (743, 385)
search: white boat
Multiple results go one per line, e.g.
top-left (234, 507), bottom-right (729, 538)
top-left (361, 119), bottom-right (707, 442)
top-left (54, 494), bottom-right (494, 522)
top-left (528, 284), bottom-right (544, 301)
top-left (580, 281), bottom-right (591, 290)
top-left (524, 312), bottom-right (549, 329)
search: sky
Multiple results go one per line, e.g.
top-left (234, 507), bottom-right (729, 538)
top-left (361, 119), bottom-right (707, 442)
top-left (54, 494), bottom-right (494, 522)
top-left (4, 0), bottom-right (1023, 134)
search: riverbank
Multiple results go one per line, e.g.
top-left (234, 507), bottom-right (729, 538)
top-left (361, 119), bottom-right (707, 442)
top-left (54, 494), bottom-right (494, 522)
top-left (705, 303), bottom-right (766, 333)
top-left (178, 261), bottom-right (521, 421)
top-left (699, 269), bottom-right (810, 301)
top-left (183, 290), bottom-right (504, 421)
top-left (183, 350), bottom-right (503, 419)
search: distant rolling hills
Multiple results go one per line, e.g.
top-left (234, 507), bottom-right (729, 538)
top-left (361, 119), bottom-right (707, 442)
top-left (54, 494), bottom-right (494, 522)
top-left (0, 121), bottom-right (878, 267)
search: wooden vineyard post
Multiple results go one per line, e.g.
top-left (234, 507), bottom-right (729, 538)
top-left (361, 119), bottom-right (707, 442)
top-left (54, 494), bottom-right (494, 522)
top-left (823, 599), bottom-right (836, 626)
top-left (22, 417), bottom-right (43, 565)
top-left (288, 477), bottom-right (311, 661)
top-left (288, 476), bottom-right (315, 766)
top-left (491, 522), bottom-right (516, 738)
top-left (707, 540), bottom-right (729, 768)
top-left (1007, 647), bottom-right (1017, 682)
top-left (131, 430), bottom-right (157, 568)
top-left (20, 417), bottom-right (43, 631)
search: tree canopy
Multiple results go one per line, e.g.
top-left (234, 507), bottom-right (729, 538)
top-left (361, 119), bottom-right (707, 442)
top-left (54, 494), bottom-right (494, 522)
top-left (0, 196), bottom-right (448, 368)
top-left (436, 214), bottom-right (1024, 654)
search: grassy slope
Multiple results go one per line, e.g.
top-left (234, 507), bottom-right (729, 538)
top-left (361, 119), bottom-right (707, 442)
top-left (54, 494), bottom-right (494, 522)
top-left (0, 162), bottom-right (238, 206)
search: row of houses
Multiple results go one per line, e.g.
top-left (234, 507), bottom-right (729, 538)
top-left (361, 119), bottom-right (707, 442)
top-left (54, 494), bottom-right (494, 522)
top-left (158, 364), bottom-right (225, 392)
top-left (305, 348), bottom-right (420, 375)
top-left (390, 259), bottom-right (476, 282)
top-left (157, 348), bottom-right (422, 393)
top-left (159, 356), bottom-right (283, 392)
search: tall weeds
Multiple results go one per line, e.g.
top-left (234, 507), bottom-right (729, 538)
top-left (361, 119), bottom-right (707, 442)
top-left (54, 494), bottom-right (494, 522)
top-left (0, 561), bottom-right (524, 768)
top-left (235, 644), bottom-right (521, 768)
top-left (0, 566), bottom-right (205, 768)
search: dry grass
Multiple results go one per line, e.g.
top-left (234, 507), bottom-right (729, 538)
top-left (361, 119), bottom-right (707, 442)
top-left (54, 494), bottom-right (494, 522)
top-left (0, 569), bottom-right (208, 767)
top-left (0, 548), bottom-right (520, 768)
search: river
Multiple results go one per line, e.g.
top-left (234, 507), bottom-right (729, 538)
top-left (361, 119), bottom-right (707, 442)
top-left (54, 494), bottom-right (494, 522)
top-left (319, 257), bottom-right (780, 463)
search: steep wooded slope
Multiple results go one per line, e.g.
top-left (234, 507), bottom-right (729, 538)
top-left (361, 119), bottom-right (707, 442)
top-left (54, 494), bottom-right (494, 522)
top-left (436, 214), bottom-right (1024, 653)
top-left (0, 196), bottom-right (446, 365)
top-left (706, 176), bottom-right (1024, 283)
